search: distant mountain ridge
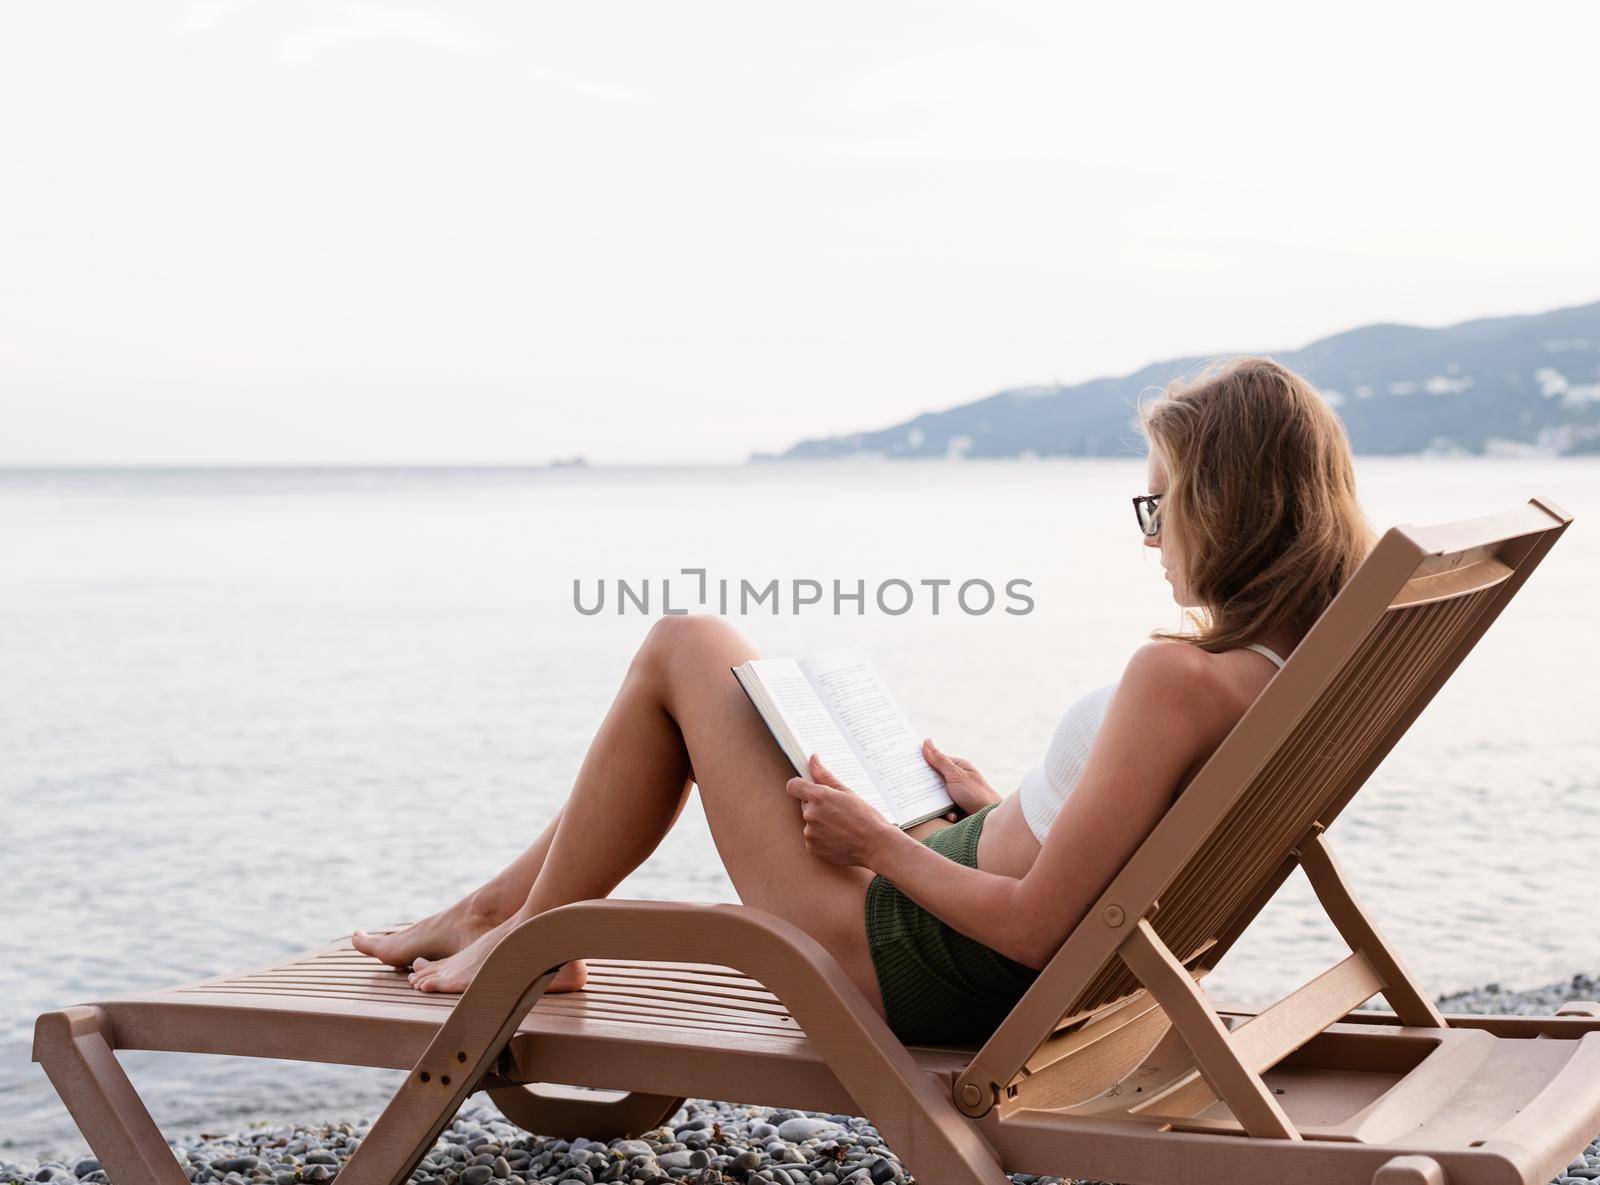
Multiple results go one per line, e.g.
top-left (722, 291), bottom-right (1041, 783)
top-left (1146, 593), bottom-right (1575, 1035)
top-left (758, 300), bottom-right (1600, 460)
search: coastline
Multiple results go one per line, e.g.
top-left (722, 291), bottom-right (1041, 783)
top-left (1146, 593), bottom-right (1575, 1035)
top-left (7, 972), bottom-right (1596, 1185)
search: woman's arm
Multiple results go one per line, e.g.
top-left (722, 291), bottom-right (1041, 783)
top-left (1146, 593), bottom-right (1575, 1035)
top-left (788, 641), bottom-right (1222, 969)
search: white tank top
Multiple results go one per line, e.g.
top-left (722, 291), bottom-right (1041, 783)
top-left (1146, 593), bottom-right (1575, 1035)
top-left (1016, 642), bottom-right (1288, 844)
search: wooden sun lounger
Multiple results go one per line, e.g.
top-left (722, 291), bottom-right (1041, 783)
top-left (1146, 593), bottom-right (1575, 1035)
top-left (35, 497), bottom-right (1600, 1185)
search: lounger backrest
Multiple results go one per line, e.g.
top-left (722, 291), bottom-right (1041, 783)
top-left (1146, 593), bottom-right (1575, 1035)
top-left (960, 498), bottom-right (1572, 1103)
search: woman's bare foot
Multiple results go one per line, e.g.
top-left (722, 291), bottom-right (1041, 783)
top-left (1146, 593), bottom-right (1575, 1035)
top-left (352, 891), bottom-right (511, 969)
top-left (407, 916), bottom-right (589, 995)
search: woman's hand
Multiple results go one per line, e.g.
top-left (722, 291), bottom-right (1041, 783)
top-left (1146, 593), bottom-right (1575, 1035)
top-left (922, 738), bottom-right (1002, 816)
top-left (783, 754), bottom-right (902, 868)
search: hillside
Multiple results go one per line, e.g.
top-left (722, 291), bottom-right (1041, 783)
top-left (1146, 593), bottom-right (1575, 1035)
top-left (759, 301), bottom-right (1600, 459)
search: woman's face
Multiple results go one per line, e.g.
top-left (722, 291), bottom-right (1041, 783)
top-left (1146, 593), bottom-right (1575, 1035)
top-left (1144, 449), bottom-right (1193, 606)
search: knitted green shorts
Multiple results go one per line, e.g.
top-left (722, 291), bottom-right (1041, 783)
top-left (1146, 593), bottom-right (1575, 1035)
top-left (864, 803), bottom-right (1041, 1045)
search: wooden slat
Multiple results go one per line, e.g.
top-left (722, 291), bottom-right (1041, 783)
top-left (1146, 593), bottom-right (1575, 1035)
top-left (186, 984), bottom-right (799, 1032)
top-left (1229, 951), bottom-right (1383, 1071)
top-left (309, 951), bottom-right (760, 983)
top-left (521, 1002), bottom-right (802, 1037)
top-left (171, 986), bottom-right (454, 1009)
top-left (570, 958), bottom-right (758, 980)
top-left (174, 938), bottom-right (816, 1046)
top-left (228, 967), bottom-right (791, 1012)
top-left (556, 973), bottom-right (788, 1007)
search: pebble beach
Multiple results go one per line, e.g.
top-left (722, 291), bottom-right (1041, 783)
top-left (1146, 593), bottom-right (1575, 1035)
top-left (7, 974), bottom-right (1597, 1185)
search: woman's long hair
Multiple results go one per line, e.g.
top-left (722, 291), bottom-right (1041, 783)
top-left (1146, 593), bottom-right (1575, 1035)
top-left (1137, 356), bottom-right (1375, 653)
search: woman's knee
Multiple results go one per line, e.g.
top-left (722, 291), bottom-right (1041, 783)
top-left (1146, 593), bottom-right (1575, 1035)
top-left (632, 614), bottom-right (751, 684)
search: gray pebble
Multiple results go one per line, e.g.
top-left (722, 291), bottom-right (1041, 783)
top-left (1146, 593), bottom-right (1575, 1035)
top-left (775, 1119), bottom-right (839, 1143)
top-left (14, 1093), bottom-right (1596, 1185)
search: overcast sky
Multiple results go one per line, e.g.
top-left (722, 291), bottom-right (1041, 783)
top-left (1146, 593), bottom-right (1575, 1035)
top-left (3, 2), bottom-right (1598, 464)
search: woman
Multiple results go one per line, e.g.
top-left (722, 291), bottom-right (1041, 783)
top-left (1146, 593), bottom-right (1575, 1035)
top-left (354, 356), bottom-right (1373, 1045)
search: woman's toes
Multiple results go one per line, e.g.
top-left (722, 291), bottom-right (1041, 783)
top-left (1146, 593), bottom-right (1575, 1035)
top-left (548, 960), bottom-right (588, 993)
top-left (355, 931), bottom-right (393, 960)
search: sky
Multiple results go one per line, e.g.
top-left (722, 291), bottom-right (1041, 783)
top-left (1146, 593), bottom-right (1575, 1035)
top-left (3, 1), bottom-right (1598, 465)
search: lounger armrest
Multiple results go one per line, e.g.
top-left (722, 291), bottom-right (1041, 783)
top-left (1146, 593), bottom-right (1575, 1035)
top-left (1473, 1032), bottom-right (1600, 1184)
top-left (461, 898), bottom-right (886, 1036)
top-left (339, 899), bottom-right (1006, 1185)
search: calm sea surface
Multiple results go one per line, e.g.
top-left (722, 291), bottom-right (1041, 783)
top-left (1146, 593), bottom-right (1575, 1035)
top-left (3, 459), bottom-right (1597, 1155)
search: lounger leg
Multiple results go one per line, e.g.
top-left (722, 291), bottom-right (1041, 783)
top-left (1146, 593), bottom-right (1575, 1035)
top-left (858, 1095), bottom-right (1006, 1185)
top-left (32, 1007), bottom-right (189, 1185)
top-left (337, 968), bottom-right (566, 1185)
top-left (485, 1084), bottom-right (684, 1141)
top-left (1373, 1154), bottom-right (1446, 1184)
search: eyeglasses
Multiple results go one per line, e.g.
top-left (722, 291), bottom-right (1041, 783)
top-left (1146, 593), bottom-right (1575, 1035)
top-left (1132, 493), bottom-right (1163, 537)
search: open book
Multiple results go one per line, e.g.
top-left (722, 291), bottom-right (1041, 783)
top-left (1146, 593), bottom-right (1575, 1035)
top-left (732, 646), bottom-right (955, 829)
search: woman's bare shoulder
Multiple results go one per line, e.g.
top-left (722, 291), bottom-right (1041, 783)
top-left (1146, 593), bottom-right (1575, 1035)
top-left (1120, 638), bottom-right (1215, 686)
top-left (1116, 640), bottom-right (1252, 744)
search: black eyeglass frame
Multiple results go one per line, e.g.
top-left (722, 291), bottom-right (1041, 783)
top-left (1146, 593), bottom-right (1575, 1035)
top-left (1132, 493), bottom-right (1163, 537)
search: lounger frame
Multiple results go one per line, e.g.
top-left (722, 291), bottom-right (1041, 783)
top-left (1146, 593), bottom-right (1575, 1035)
top-left (35, 497), bottom-right (1600, 1185)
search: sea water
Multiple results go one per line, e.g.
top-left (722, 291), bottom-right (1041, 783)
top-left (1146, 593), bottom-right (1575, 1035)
top-left (2, 458), bottom-right (1597, 1153)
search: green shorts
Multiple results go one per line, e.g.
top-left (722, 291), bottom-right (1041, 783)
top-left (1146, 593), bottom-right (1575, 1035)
top-left (864, 803), bottom-right (1040, 1045)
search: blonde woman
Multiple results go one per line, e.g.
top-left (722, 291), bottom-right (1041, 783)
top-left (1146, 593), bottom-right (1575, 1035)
top-left (354, 356), bottom-right (1373, 1044)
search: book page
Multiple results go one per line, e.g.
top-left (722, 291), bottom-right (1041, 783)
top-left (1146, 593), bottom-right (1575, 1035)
top-left (737, 659), bottom-right (893, 817)
top-left (800, 647), bottom-right (953, 825)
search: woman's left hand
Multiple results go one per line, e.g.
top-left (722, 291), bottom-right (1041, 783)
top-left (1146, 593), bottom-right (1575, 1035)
top-left (783, 754), bottom-right (901, 868)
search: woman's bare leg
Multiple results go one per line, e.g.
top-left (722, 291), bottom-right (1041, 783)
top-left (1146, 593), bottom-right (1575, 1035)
top-left (355, 788), bottom-right (697, 967)
top-left (352, 808), bottom-right (562, 967)
top-left (407, 616), bottom-right (884, 1018)
top-left (357, 622), bottom-right (699, 979)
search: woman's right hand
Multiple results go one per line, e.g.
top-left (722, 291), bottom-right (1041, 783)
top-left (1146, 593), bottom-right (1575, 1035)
top-left (922, 738), bottom-right (1003, 816)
